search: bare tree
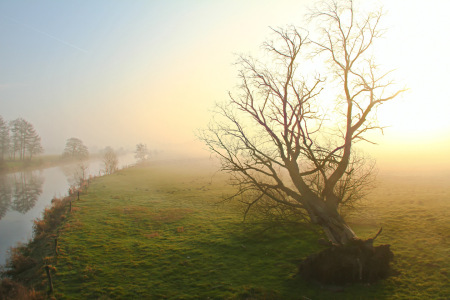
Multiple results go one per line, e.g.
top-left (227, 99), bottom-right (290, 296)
top-left (70, 162), bottom-right (89, 191)
top-left (102, 147), bottom-right (118, 175)
top-left (200, 0), bottom-right (405, 246)
top-left (134, 143), bottom-right (149, 164)
top-left (62, 138), bottom-right (89, 161)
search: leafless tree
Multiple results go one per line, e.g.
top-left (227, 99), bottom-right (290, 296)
top-left (200, 0), bottom-right (405, 245)
top-left (102, 147), bottom-right (118, 175)
top-left (134, 143), bottom-right (149, 164)
top-left (66, 162), bottom-right (89, 191)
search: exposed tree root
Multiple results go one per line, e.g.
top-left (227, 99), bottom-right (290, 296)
top-left (299, 238), bottom-right (394, 284)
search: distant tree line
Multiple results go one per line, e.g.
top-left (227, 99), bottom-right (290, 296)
top-left (0, 115), bottom-right (44, 162)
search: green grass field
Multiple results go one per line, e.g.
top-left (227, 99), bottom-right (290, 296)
top-left (42, 159), bottom-right (450, 299)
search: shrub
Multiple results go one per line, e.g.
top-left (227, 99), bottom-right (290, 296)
top-left (0, 278), bottom-right (42, 300)
top-left (5, 246), bottom-right (37, 276)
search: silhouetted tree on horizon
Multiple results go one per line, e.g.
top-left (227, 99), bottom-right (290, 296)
top-left (200, 0), bottom-right (405, 246)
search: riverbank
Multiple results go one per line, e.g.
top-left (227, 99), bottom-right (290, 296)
top-left (0, 152), bottom-right (115, 174)
top-left (0, 189), bottom-right (83, 299)
top-left (0, 155), bottom-right (64, 174)
top-left (2, 159), bottom-right (449, 298)
top-left (0, 153), bottom-right (137, 267)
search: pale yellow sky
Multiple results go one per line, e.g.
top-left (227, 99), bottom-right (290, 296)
top-left (361, 0), bottom-right (450, 171)
top-left (1, 0), bottom-right (449, 172)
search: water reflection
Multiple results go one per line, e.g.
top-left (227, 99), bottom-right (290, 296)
top-left (0, 153), bottom-right (135, 265)
top-left (0, 171), bottom-right (44, 220)
top-left (0, 176), bottom-right (12, 219)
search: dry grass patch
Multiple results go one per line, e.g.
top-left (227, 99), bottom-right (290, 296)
top-left (144, 232), bottom-right (160, 238)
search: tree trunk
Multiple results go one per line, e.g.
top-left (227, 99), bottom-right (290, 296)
top-left (300, 197), bottom-right (394, 284)
top-left (319, 210), bottom-right (356, 245)
top-left (306, 197), bottom-right (357, 245)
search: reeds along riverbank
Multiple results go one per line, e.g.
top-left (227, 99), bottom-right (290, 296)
top-left (0, 180), bottom-right (90, 299)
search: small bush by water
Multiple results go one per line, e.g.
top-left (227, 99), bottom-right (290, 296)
top-left (0, 278), bottom-right (40, 300)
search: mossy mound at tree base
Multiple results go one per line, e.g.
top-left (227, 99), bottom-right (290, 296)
top-left (298, 239), bottom-right (394, 284)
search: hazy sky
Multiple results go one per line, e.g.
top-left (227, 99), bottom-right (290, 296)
top-left (1, 0), bottom-right (449, 171)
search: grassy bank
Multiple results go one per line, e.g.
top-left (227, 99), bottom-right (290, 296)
top-left (1, 194), bottom-right (76, 299)
top-left (53, 159), bottom-right (324, 299)
top-left (4, 159), bottom-right (450, 299)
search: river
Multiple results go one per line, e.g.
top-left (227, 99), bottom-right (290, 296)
top-left (0, 153), bottom-right (136, 266)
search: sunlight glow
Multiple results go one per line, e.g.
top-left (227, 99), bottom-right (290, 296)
top-left (0, 0), bottom-right (448, 171)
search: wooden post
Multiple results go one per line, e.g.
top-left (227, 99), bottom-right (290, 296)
top-left (69, 200), bottom-right (72, 212)
top-left (45, 265), bottom-right (54, 294)
top-left (77, 191), bottom-right (80, 200)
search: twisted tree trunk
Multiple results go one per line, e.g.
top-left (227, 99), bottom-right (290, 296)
top-left (302, 194), bottom-right (356, 245)
top-left (319, 213), bottom-right (356, 245)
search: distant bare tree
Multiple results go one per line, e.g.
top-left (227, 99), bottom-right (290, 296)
top-left (60, 161), bottom-right (89, 192)
top-left (134, 143), bottom-right (149, 163)
top-left (70, 162), bottom-right (89, 190)
top-left (62, 138), bottom-right (89, 161)
top-left (102, 147), bottom-right (118, 175)
top-left (200, 0), bottom-right (405, 246)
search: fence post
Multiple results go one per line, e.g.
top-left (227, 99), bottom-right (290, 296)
top-left (54, 238), bottom-right (58, 256)
top-left (45, 265), bottom-right (54, 294)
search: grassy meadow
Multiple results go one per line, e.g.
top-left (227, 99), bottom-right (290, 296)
top-left (23, 159), bottom-right (450, 299)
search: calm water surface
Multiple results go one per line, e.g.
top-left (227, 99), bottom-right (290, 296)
top-left (0, 154), bottom-right (135, 266)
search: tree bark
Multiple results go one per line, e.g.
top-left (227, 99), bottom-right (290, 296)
top-left (306, 197), bottom-right (356, 245)
top-left (320, 213), bottom-right (356, 245)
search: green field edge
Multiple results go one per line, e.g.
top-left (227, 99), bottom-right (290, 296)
top-left (1, 160), bottom-right (449, 299)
